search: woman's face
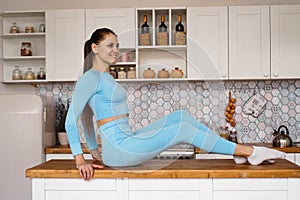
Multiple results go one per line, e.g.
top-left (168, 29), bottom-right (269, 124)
top-left (92, 33), bottom-right (120, 67)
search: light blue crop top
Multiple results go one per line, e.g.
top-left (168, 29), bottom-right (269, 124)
top-left (65, 69), bottom-right (128, 156)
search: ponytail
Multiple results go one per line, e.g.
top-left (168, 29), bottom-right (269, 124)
top-left (83, 39), bottom-right (93, 73)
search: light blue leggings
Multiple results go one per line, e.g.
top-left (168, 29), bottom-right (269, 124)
top-left (99, 110), bottom-right (236, 167)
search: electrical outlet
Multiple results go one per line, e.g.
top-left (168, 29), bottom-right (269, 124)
top-left (265, 85), bottom-right (272, 92)
top-left (272, 105), bottom-right (279, 113)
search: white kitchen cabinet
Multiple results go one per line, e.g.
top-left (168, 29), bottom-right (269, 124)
top-left (86, 8), bottom-right (135, 49)
top-left (1, 11), bottom-right (46, 83)
top-left (32, 178), bottom-right (300, 200)
top-left (46, 9), bottom-right (85, 81)
top-left (229, 6), bottom-right (270, 79)
top-left (187, 7), bottom-right (228, 80)
top-left (271, 5), bottom-right (300, 79)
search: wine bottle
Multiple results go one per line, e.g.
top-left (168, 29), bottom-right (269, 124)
top-left (141, 15), bottom-right (150, 33)
top-left (175, 14), bottom-right (184, 32)
top-left (158, 15), bottom-right (167, 32)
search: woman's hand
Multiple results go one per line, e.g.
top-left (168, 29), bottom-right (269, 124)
top-left (75, 154), bottom-right (104, 180)
top-left (76, 161), bottom-right (104, 180)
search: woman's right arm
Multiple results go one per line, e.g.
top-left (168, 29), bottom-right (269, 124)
top-left (65, 71), bottom-right (104, 180)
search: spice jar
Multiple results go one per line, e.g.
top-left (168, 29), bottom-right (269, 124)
top-left (37, 68), bottom-right (46, 80)
top-left (25, 26), bottom-right (34, 33)
top-left (158, 68), bottom-right (170, 78)
top-left (109, 67), bottom-right (117, 79)
top-left (21, 42), bottom-right (32, 56)
top-left (170, 67), bottom-right (183, 78)
top-left (118, 67), bottom-right (127, 79)
top-left (143, 68), bottom-right (156, 78)
top-left (12, 66), bottom-right (22, 80)
top-left (10, 22), bottom-right (20, 33)
top-left (24, 68), bottom-right (35, 80)
top-left (219, 126), bottom-right (229, 140)
top-left (127, 67), bottom-right (136, 79)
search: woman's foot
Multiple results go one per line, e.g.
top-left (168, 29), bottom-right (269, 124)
top-left (247, 146), bottom-right (285, 165)
top-left (233, 156), bottom-right (248, 164)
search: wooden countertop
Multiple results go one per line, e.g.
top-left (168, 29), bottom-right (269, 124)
top-left (45, 143), bottom-right (300, 154)
top-left (26, 159), bottom-right (300, 179)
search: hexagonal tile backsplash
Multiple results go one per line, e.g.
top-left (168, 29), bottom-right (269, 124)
top-left (37, 80), bottom-right (300, 143)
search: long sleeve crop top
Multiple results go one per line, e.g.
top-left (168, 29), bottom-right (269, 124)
top-left (65, 69), bottom-right (129, 156)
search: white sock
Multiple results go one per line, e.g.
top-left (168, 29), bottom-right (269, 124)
top-left (233, 156), bottom-right (247, 164)
top-left (247, 146), bottom-right (286, 165)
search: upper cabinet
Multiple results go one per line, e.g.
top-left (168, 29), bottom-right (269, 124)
top-left (85, 8), bottom-right (135, 49)
top-left (135, 8), bottom-right (187, 80)
top-left (271, 5), bottom-right (300, 79)
top-left (46, 9), bottom-right (85, 81)
top-left (187, 7), bottom-right (228, 80)
top-left (229, 6), bottom-right (270, 79)
top-left (1, 11), bottom-right (46, 83)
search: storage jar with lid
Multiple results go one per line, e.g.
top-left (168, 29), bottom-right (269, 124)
top-left (12, 66), bottom-right (22, 80)
top-left (171, 67), bottom-right (183, 78)
top-left (37, 68), bottom-right (46, 80)
top-left (127, 67), bottom-right (136, 79)
top-left (21, 42), bottom-right (32, 56)
top-left (10, 22), bottom-right (20, 33)
top-left (109, 67), bottom-right (117, 79)
top-left (118, 67), bottom-right (127, 79)
top-left (158, 68), bottom-right (170, 78)
top-left (143, 68), bottom-right (156, 78)
top-left (25, 26), bottom-right (34, 33)
top-left (39, 24), bottom-right (45, 32)
top-left (24, 68), bottom-right (35, 80)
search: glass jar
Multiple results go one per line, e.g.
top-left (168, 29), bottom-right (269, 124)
top-left (24, 68), bottom-right (35, 80)
top-left (127, 67), bottom-right (136, 79)
top-left (219, 126), bottom-right (229, 140)
top-left (12, 66), bottom-right (22, 80)
top-left (25, 26), bottom-right (34, 33)
top-left (118, 67), bottom-right (127, 79)
top-left (10, 22), bottom-right (20, 33)
top-left (39, 24), bottom-right (45, 32)
top-left (37, 68), bottom-right (46, 80)
top-left (109, 67), bottom-right (117, 79)
top-left (228, 130), bottom-right (238, 143)
top-left (21, 42), bottom-right (32, 56)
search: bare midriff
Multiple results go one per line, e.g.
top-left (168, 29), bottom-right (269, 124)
top-left (97, 113), bottom-right (129, 127)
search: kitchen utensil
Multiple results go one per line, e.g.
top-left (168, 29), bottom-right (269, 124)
top-left (272, 125), bottom-right (293, 147)
top-left (243, 93), bottom-right (267, 118)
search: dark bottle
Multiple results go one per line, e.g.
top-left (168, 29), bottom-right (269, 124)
top-left (175, 14), bottom-right (184, 32)
top-left (141, 15), bottom-right (150, 33)
top-left (158, 15), bottom-right (167, 32)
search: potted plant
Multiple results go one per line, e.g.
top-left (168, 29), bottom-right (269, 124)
top-left (56, 100), bottom-right (69, 145)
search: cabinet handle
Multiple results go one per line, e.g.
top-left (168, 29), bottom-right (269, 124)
top-left (264, 73), bottom-right (269, 77)
top-left (273, 73), bottom-right (278, 77)
top-left (222, 74), bottom-right (227, 78)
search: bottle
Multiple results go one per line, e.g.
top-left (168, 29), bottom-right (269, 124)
top-left (175, 14), bottom-right (184, 32)
top-left (12, 66), bottom-right (22, 80)
top-left (24, 68), bottom-right (35, 80)
top-left (118, 67), bottom-right (127, 79)
top-left (158, 15), bottom-right (167, 32)
top-left (37, 68), bottom-right (46, 80)
top-left (141, 15), bottom-right (150, 33)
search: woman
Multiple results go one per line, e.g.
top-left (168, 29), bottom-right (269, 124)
top-left (65, 28), bottom-right (285, 180)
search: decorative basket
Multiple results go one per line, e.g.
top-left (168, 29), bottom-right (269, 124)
top-left (139, 33), bottom-right (151, 46)
top-left (175, 32), bottom-right (186, 45)
top-left (157, 32), bottom-right (168, 46)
